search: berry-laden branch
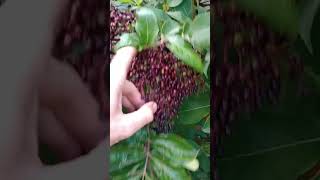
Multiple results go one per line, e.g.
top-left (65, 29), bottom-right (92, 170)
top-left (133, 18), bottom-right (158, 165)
top-left (110, 5), bottom-right (205, 133)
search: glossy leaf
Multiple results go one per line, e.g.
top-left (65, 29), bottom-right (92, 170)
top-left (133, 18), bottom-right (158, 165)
top-left (110, 145), bottom-right (145, 173)
top-left (115, 33), bottom-right (141, 51)
top-left (176, 91), bottom-right (210, 125)
top-left (125, 127), bottom-right (149, 148)
top-left (171, 0), bottom-right (194, 18)
top-left (167, 0), bottom-right (183, 8)
top-left (167, 11), bottom-right (192, 24)
top-left (135, 7), bottom-right (159, 48)
top-left (161, 18), bottom-right (181, 37)
top-left (152, 134), bottom-right (199, 160)
top-left (118, 0), bottom-right (135, 4)
top-left (202, 118), bottom-right (210, 134)
top-left (183, 158), bottom-right (200, 172)
top-left (203, 50), bottom-right (210, 78)
top-left (111, 163), bottom-right (143, 179)
top-left (166, 35), bottom-right (204, 73)
top-left (150, 153), bottom-right (191, 180)
top-left (190, 12), bottom-right (210, 51)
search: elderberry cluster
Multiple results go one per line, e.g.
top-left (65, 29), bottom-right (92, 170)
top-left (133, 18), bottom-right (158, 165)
top-left (110, 6), bottom-right (136, 57)
top-left (110, 6), bottom-right (204, 133)
top-left (212, 1), bottom-right (304, 179)
top-left (53, 0), bottom-right (107, 112)
top-left (212, 1), bottom-right (285, 141)
top-left (128, 45), bottom-right (204, 132)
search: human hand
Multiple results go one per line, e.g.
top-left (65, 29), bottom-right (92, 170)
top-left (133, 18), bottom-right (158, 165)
top-left (0, 0), bottom-right (107, 179)
top-left (110, 47), bottom-right (158, 146)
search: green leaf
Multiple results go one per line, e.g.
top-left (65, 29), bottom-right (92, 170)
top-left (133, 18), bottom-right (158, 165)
top-left (124, 128), bottom-right (149, 148)
top-left (202, 118), bottom-right (210, 134)
top-left (110, 145), bottom-right (145, 173)
top-left (135, 0), bottom-right (143, 6)
top-left (183, 158), bottom-right (199, 172)
top-left (203, 51), bottom-right (210, 78)
top-left (111, 163), bottom-right (143, 180)
top-left (135, 7), bottom-right (159, 48)
top-left (151, 134), bottom-right (200, 171)
top-left (167, 0), bottom-right (183, 8)
top-left (167, 11), bottom-right (192, 24)
top-left (115, 33), bottom-right (141, 52)
top-left (161, 18), bottom-right (181, 37)
top-left (171, 0), bottom-right (193, 18)
top-left (166, 35), bottom-right (204, 73)
top-left (196, 5), bottom-right (208, 14)
top-left (118, 0), bottom-right (135, 4)
top-left (190, 12), bottom-right (210, 51)
top-left (236, 0), bottom-right (299, 39)
top-left (217, 76), bottom-right (320, 179)
top-left (200, 142), bottom-right (210, 157)
top-left (176, 91), bottom-right (210, 125)
top-left (152, 134), bottom-right (199, 160)
top-left (150, 153), bottom-right (192, 180)
top-left (299, 0), bottom-right (320, 54)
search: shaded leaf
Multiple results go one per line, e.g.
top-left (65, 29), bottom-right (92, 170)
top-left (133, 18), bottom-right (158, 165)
top-left (299, 0), bottom-right (320, 54)
top-left (177, 91), bottom-right (210, 125)
top-left (236, 0), bottom-right (299, 39)
top-left (110, 145), bottom-right (145, 173)
top-left (202, 118), bottom-right (210, 134)
top-left (218, 76), bottom-right (320, 179)
top-left (111, 163), bottom-right (143, 179)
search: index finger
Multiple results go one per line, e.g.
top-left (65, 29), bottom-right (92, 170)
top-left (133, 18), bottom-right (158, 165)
top-left (110, 47), bottom-right (137, 96)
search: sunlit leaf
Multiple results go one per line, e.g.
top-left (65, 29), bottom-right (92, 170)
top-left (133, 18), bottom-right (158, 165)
top-left (166, 35), bottom-right (204, 73)
top-left (150, 153), bottom-right (191, 180)
top-left (135, 7), bottom-right (159, 48)
top-left (167, 0), bottom-right (183, 8)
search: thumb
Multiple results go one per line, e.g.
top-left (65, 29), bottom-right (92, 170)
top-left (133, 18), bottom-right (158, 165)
top-left (121, 102), bottom-right (157, 138)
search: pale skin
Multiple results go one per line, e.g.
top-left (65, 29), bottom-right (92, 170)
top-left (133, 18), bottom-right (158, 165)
top-left (0, 0), bottom-right (156, 179)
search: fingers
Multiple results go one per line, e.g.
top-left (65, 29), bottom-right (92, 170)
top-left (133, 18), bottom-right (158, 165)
top-left (121, 102), bottom-right (157, 138)
top-left (122, 97), bottom-right (135, 112)
top-left (123, 80), bottom-right (145, 109)
top-left (39, 57), bottom-right (106, 152)
top-left (110, 47), bottom-right (137, 105)
top-left (38, 107), bottom-right (82, 161)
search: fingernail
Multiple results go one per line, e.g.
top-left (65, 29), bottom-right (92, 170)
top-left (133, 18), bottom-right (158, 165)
top-left (151, 102), bottom-right (157, 113)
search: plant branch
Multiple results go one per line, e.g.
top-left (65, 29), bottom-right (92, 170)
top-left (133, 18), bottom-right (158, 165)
top-left (142, 126), bottom-right (151, 180)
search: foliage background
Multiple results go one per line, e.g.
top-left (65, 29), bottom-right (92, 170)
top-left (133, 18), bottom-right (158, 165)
top-left (216, 0), bottom-right (320, 179)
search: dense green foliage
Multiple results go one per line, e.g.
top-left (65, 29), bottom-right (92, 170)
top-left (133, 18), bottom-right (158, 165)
top-left (215, 0), bottom-right (320, 180)
top-left (110, 0), bottom-right (210, 179)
